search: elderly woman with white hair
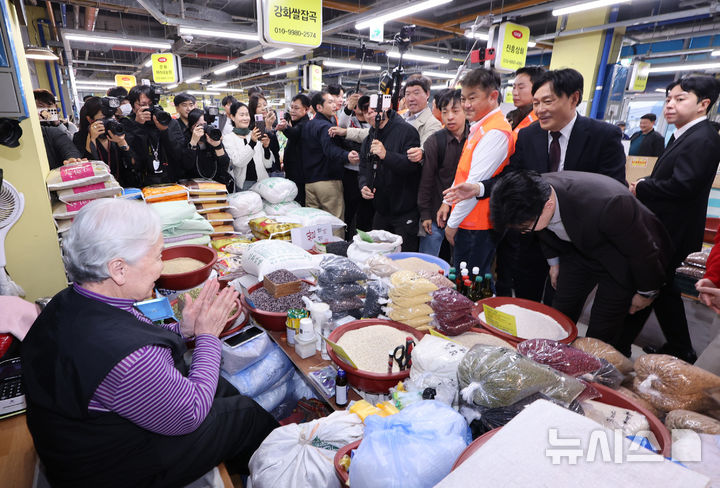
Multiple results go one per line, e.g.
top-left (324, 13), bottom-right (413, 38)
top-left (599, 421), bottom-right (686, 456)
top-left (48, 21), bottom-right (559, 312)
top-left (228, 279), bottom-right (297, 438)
top-left (21, 199), bottom-right (278, 487)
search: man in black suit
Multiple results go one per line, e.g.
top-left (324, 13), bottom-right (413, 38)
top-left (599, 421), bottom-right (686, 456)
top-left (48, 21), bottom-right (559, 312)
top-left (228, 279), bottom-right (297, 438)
top-left (621, 75), bottom-right (720, 361)
top-left (490, 171), bottom-right (673, 348)
top-left (628, 113), bottom-right (665, 158)
top-left (444, 68), bottom-right (626, 302)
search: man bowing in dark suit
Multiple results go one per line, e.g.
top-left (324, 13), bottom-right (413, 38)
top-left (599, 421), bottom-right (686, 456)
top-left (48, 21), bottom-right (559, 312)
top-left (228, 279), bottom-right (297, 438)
top-left (621, 75), bottom-right (720, 362)
top-left (490, 171), bottom-right (672, 349)
top-left (445, 68), bottom-right (626, 302)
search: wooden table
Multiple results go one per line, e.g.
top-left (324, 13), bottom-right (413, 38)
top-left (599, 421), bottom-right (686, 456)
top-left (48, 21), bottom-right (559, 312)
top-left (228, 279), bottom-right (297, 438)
top-left (0, 413), bottom-right (36, 487)
top-left (266, 330), bottom-right (361, 410)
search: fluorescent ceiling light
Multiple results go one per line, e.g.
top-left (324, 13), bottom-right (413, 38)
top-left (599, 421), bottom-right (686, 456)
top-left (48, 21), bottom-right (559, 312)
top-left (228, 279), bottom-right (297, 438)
top-left (75, 86), bottom-right (110, 91)
top-left (648, 62), bottom-right (720, 73)
top-left (552, 0), bottom-right (631, 17)
top-left (144, 59), bottom-right (152, 67)
top-left (712, 50), bottom-right (720, 57)
top-left (25, 47), bottom-right (59, 61)
top-left (464, 30), bottom-right (489, 41)
top-left (167, 83), bottom-right (179, 89)
top-left (268, 65), bottom-right (298, 76)
top-left (209, 82), bottom-right (228, 88)
top-left (528, 41), bottom-right (537, 47)
top-left (222, 88), bottom-right (244, 93)
top-left (431, 84), bottom-right (450, 90)
top-left (64, 32), bottom-right (172, 50)
top-left (185, 76), bottom-right (201, 83)
top-left (186, 90), bottom-right (221, 96)
top-left (213, 64), bottom-right (237, 75)
top-left (75, 80), bottom-right (116, 86)
top-left (263, 48), bottom-right (294, 59)
top-left (355, 0), bottom-right (452, 30)
top-left (422, 70), bottom-right (456, 79)
top-left (177, 26), bottom-right (257, 41)
top-left (323, 59), bottom-right (382, 71)
top-left (387, 51), bottom-right (449, 64)
top-left (506, 78), bottom-right (515, 85)
top-left (655, 88), bottom-right (666, 93)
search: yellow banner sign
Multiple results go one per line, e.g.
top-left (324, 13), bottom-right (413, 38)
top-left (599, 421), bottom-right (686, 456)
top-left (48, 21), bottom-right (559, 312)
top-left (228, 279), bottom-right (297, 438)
top-left (495, 22), bottom-right (530, 73)
top-left (261, 0), bottom-right (322, 48)
top-left (482, 304), bottom-right (518, 336)
top-left (114, 74), bottom-right (136, 91)
top-left (630, 62), bottom-right (651, 92)
top-left (151, 53), bottom-right (179, 84)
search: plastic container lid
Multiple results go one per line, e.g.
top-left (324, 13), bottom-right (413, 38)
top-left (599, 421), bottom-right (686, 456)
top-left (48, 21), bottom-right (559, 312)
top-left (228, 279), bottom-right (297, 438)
top-left (472, 266), bottom-right (480, 275)
top-left (299, 317), bottom-right (315, 339)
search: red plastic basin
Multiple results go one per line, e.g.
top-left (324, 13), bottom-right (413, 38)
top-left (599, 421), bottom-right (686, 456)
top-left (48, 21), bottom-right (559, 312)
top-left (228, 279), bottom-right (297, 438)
top-left (157, 245), bottom-right (217, 290)
top-left (240, 280), bottom-right (314, 331)
top-left (472, 297), bottom-right (577, 345)
top-left (326, 319), bottom-right (426, 394)
top-left (334, 439), bottom-right (360, 485)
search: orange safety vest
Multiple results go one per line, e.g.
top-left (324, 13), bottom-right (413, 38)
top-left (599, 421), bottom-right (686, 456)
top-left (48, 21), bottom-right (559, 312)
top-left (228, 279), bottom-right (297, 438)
top-left (451, 109), bottom-right (515, 231)
top-left (512, 110), bottom-right (536, 142)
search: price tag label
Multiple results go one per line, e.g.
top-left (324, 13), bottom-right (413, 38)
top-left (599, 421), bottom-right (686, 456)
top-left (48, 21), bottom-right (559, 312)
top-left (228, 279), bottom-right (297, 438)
top-left (325, 338), bottom-right (358, 369)
top-left (482, 304), bottom-right (518, 336)
top-left (290, 223), bottom-right (332, 250)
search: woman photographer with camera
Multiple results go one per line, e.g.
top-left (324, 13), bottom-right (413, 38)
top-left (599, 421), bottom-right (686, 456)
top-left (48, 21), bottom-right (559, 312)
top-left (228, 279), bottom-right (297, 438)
top-left (181, 109), bottom-right (232, 188)
top-left (224, 101), bottom-right (275, 191)
top-left (73, 96), bottom-right (139, 187)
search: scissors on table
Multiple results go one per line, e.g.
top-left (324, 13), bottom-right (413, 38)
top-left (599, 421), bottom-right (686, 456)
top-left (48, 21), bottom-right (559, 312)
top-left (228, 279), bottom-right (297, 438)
top-left (388, 337), bottom-right (416, 372)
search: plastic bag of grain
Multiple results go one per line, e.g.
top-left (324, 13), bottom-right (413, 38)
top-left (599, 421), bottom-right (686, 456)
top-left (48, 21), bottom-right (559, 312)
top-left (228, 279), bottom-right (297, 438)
top-left (664, 409), bottom-right (720, 435)
top-left (385, 303), bottom-right (434, 322)
top-left (634, 354), bottom-right (720, 412)
top-left (56, 179), bottom-right (122, 203)
top-left (220, 344), bottom-right (292, 397)
top-left (410, 335), bottom-right (468, 392)
top-left (249, 410), bottom-right (364, 488)
top-left (52, 199), bottom-right (93, 220)
top-left (263, 200), bottom-right (301, 216)
top-left (228, 191), bottom-right (264, 217)
top-left (572, 337), bottom-right (634, 374)
top-left (250, 177), bottom-right (298, 204)
top-left (276, 207), bottom-right (346, 229)
top-left (616, 386), bottom-right (663, 418)
top-left (458, 344), bottom-right (586, 409)
top-left (242, 239), bottom-right (320, 281)
top-left (347, 230), bottom-right (403, 265)
top-left (46, 160), bottom-right (111, 190)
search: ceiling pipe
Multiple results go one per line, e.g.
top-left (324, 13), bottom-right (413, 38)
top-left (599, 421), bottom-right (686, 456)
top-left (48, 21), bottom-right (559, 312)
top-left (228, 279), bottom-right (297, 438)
top-left (135, 0), bottom-right (255, 33)
top-left (44, 1), bottom-right (60, 41)
top-left (535, 6), bottom-right (715, 41)
top-left (84, 7), bottom-right (98, 31)
top-left (72, 59), bottom-right (140, 67)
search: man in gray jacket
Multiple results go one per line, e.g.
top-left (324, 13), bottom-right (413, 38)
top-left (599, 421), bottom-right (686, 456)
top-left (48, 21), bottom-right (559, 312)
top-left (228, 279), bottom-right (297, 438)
top-left (404, 75), bottom-right (443, 164)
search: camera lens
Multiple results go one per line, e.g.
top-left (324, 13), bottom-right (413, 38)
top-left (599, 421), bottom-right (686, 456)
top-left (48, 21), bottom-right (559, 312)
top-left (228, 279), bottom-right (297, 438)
top-left (203, 124), bottom-right (222, 141)
top-left (103, 118), bottom-right (125, 136)
top-left (153, 108), bottom-right (172, 126)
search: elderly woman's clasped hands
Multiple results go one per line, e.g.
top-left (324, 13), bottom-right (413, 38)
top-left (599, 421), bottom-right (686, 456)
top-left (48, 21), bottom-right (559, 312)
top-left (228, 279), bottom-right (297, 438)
top-left (179, 279), bottom-right (239, 338)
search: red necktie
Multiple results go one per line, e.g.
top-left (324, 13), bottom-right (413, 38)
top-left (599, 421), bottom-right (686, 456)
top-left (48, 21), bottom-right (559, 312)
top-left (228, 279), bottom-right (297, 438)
top-left (549, 131), bottom-right (561, 172)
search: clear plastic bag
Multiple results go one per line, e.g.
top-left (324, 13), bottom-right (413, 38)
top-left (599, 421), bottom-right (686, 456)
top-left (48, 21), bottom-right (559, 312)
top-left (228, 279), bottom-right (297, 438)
top-left (315, 282), bottom-right (365, 301)
top-left (220, 344), bottom-right (293, 397)
top-left (385, 303), bottom-right (433, 321)
top-left (349, 400), bottom-right (471, 488)
top-left (364, 254), bottom-right (400, 278)
top-left (458, 344), bottom-right (586, 409)
top-left (253, 369), bottom-right (294, 412)
top-left (633, 354), bottom-right (720, 412)
top-left (572, 337), bottom-right (634, 374)
top-left (318, 255), bottom-right (368, 284)
top-left (580, 358), bottom-right (625, 389)
top-left (362, 281), bottom-right (387, 318)
top-left (326, 296), bottom-right (364, 314)
top-left (517, 338), bottom-right (603, 376)
top-left (221, 328), bottom-right (274, 374)
top-left (664, 409), bottom-right (720, 435)
top-left (434, 311), bottom-right (479, 336)
top-left (430, 287), bottom-right (475, 313)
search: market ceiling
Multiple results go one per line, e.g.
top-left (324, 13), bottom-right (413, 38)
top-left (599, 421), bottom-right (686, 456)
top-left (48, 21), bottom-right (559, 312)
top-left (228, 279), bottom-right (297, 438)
top-left (41, 0), bottom-right (720, 97)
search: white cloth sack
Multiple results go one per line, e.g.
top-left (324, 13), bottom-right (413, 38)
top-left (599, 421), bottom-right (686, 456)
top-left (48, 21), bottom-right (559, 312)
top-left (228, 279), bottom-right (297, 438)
top-left (242, 239), bottom-right (320, 280)
top-left (347, 230), bottom-right (402, 265)
top-left (251, 177), bottom-right (298, 204)
top-left (249, 411), bottom-right (364, 488)
top-left (228, 191), bottom-right (263, 218)
top-left (276, 207), bottom-right (346, 229)
top-left (233, 210), bottom-right (267, 233)
top-left (263, 200), bottom-right (301, 216)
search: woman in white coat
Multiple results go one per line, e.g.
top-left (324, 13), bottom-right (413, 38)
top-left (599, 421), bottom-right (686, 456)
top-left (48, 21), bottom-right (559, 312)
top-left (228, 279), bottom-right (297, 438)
top-left (223, 101), bottom-right (275, 191)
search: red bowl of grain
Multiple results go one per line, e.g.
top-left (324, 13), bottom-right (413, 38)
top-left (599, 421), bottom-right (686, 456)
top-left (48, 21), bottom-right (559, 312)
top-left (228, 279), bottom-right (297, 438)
top-left (157, 245), bottom-right (217, 290)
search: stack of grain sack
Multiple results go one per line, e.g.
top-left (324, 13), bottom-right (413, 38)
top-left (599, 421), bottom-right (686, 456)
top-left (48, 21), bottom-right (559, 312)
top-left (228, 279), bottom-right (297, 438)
top-left (179, 179), bottom-right (234, 240)
top-left (46, 161), bottom-right (122, 238)
top-left (251, 177), bottom-right (299, 217)
top-left (150, 200), bottom-right (214, 248)
top-left (316, 255), bottom-right (368, 316)
top-left (384, 270), bottom-right (438, 331)
top-left (228, 190), bottom-right (265, 235)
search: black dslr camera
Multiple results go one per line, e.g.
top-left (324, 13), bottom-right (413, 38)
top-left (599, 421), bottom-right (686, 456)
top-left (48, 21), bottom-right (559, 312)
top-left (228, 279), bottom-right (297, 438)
top-left (143, 88), bottom-right (172, 126)
top-left (99, 96), bottom-right (125, 137)
top-left (202, 106), bottom-right (222, 141)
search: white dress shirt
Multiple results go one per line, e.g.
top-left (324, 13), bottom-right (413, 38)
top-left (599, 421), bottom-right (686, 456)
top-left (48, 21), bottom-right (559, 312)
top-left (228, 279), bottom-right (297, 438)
top-left (446, 107), bottom-right (510, 229)
top-left (672, 115), bottom-right (706, 141)
top-left (545, 189), bottom-right (569, 266)
top-left (546, 113), bottom-right (578, 171)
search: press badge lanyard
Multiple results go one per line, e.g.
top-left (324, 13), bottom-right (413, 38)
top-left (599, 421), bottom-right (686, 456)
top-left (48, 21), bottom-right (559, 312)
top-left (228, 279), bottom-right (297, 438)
top-left (150, 140), bottom-right (162, 173)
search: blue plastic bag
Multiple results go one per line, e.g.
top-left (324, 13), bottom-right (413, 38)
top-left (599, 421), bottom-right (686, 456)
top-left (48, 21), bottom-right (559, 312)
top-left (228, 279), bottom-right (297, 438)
top-left (221, 344), bottom-right (292, 397)
top-left (349, 400), bottom-right (471, 488)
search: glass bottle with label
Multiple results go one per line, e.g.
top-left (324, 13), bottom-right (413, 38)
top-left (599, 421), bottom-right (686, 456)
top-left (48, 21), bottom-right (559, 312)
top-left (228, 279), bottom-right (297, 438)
top-left (335, 368), bottom-right (348, 407)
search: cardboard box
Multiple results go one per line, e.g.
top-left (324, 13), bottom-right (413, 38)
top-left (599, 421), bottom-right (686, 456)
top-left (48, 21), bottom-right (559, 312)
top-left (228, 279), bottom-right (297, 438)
top-left (625, 155), bottom-right (658, 183)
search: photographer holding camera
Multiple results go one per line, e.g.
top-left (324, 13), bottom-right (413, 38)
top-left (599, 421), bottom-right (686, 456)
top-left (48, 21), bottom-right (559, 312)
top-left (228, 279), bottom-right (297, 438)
top-left (181, 108), bottom-right (231, 188)
top-left (121, 85), bottom-right (183, 185)
top-left (73, 96), bottom-right (138, 187)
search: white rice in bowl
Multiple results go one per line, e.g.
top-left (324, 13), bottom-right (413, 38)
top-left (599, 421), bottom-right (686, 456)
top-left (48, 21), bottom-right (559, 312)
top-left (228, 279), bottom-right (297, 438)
top-left (336, 325), bottom-right (415, 374)
top-left (479, 304), bottom-right (568, 341)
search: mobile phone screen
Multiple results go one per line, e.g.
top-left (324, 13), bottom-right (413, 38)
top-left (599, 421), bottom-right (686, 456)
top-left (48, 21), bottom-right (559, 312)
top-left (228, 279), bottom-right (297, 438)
top-left (224, 326), bottom-right (264, 348)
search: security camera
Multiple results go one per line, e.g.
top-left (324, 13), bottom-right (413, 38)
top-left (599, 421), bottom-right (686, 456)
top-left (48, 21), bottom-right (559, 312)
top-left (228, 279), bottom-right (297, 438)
top-left (181, 34), bottom-right (193, 44)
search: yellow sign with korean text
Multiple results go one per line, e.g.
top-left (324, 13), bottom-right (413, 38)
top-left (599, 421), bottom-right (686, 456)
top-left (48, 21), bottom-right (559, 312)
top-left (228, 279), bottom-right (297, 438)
top-left (495, 22), bottom-right (530, 73)
top-left (260, 0), bottom-right (322, 48)
top-left (114, 74), bottom-right (136, 91)
top-left (324, 338), bottom-right (358, 369)
top-left (482, 304), bottom-right (518, 336)
top-left (630, 62), bottom-right (651, 92)
top-left (151, 53), bottom-right (179, 84)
